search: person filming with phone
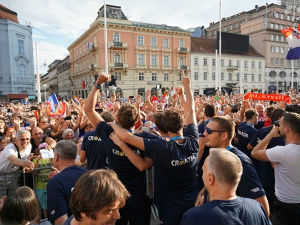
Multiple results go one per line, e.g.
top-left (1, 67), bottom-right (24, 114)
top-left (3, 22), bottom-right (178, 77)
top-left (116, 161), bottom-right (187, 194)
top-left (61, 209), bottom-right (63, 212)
top-left (252, 112), bottom-right (300, 225)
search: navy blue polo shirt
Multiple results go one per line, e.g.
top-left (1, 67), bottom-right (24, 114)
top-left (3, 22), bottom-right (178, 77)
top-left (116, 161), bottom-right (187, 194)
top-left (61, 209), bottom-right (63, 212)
top-left (250, 126), bottom-right (285, 189)
top-left (96, 121), bottom-right (149, 195)
top-left (197, 120), bottom-right (211, 190)
top-left (237, 122), bottom-right (257, 158)
top-left (181, 197), bottom-right (271, 225)
top-left (81, 130), bottom-right (108, 170)
top-left (229, 147), bottom-right (265, 199)
top-left (144, 124), bottom-right (199, 225)
top-left (47, 166), bottom-right (86, 223)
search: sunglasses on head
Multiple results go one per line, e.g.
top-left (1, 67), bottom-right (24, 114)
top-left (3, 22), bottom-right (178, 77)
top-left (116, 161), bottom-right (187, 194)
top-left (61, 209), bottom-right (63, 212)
top-left (204, 127), bottom-right (226, 134)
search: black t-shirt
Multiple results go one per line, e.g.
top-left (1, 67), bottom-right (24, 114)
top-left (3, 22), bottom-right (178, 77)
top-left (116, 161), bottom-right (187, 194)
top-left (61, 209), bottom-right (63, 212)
top-left (250, 126), bottom-right (285, 189)
top-left (81, 130), bottom-right (108, 169)
top-left (144, 124), bottom-right (199, 225)
top-left (30, 137), bottom-right (46, 154)
top-left (181, 197), bottom-right (271, 225)
top-left (96, 121), bottom-right (149, 195)
top-left (237, 122), bottom-right (257, 158)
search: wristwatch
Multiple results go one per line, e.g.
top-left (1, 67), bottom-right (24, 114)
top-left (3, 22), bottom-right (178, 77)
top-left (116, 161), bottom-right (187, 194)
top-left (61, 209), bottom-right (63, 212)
top-left (94, 82), bottom-right (102, 92)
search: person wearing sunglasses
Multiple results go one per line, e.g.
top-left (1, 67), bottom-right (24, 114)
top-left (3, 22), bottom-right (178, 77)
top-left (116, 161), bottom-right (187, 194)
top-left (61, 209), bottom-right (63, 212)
top-left (195, 116), bottom-right (270, 216)
top-left (0, 130), bottom-right (34, 198)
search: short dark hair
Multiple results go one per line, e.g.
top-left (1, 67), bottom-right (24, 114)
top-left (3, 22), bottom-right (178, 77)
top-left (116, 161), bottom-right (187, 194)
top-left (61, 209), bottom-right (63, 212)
top-left (69, 170), bottom-right (130, 222)
top-left (266, 106), bottom-right (275, 118)
top-left (163, 109), bottom-right (183, 133)
top-left (154, 112), bottom-right (168, 134)
top-left (100, 111), bottom-right (114, 122)
top-left (211, 116), bottom-right (235, 141)
top-left (0, 186), bottom-right (40, 225)
top-left (117, 104), bottom-right (138, 129)
top-left (270, 108), bottom-right (285, 123)
top-left (282, 112), bottom-right (300, 135)
top-left (245, 109), bottom-right (257, 121)
top-left (204, 104), bottom-right (215, 118)
top-left (54, 140), bottom-right (77, 161)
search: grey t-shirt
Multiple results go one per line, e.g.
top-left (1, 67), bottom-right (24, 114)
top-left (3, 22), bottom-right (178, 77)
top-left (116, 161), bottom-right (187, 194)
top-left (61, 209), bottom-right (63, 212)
top-left (267, 144), bottom-right (300, 203)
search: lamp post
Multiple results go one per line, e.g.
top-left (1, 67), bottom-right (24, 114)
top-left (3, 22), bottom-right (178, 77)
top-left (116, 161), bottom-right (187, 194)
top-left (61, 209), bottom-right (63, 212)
top-left (218, 0), bottom-right (222, 92)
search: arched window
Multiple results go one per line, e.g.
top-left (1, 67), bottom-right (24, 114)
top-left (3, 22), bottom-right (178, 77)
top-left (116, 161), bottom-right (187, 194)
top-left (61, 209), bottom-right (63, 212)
top-left (114, 53), bottom-right (121, 63)
top-left (180, 57), bottom-right (184, 66)
top-left (113, 33), bottom-right (120, 42)
top-left (179, 39), bottom-right (184, 48)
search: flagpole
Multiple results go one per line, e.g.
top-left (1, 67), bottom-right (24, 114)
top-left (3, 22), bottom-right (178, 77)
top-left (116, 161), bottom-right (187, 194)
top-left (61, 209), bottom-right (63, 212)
top-left (291, 0), bottom-right (296, 90)
top-left (35, 42), bottom-right (41, 103)
top-left (218, 0), bottom-right (222, 92)
top-left (104, 1), bottom-right (108, 75)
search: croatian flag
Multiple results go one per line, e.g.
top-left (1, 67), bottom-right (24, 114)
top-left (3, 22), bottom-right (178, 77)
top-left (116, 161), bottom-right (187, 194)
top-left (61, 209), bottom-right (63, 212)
top-left (48, 93), bottom-right (58, 113)
top-left (281, 25), bottom-right (300, 60)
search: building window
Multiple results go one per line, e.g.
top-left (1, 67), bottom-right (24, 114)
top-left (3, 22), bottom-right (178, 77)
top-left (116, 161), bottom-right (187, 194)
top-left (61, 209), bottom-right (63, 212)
top-left (194, 72), bottom-right (198, 80)
top-left (228, 73), bottom-right (232, 81)
top-left (221, 59), bottom-right (224, 67)
top-left (152, 73), bottom-right (157, 81)
top-left (178, 74), bottom-right (182, 81)
top-left (251, 74), bottom-right (255, 82)
top-left (228, 60), bottom-right (232, 66)
top-left (203, 58), bottom-right (208, 66)
top-left (287, 15), bottom-right (291, 20)
top-left (270, 23), bottom-right (274, 29)
top-left (252, 61), bottom-right (255, 69)
top-left (280, 47), bottom-right (284, 54)
top-left (271, 57), bottom-right (274, 65)
top-left (259, 62), bottom-right (262, 69)
top-left (212, 72), bottom-right (215, 81)
top-left (275, 24), bottom-right (279, 30)
top-left (137, 36), bottom-right (144, 46)
top-left (244, 61), bottom-right (248, 68)
top-left (237, 73), bottom-right (240, 81)
top-left (276, 35), bottom-right (279, 42)
top-left (151, 55), bottom-right (157, 66)
top-left (113, 72), bottom-right (121, 81)
top-left (179, 57), bottom-right (185, 66)
top-left (179, 39), bottom-right (184, 48)
top-left (113, 33), bottom-right (120, 42)
top-left (138, 54), bottom-right (144, 65)
top-left (280, 58), bottom-right (284, 65)
top-left (203, 72), bottom-right (208, 80)
top-left (258, 74), bottom-right (262, 82)
top-left (271, 34), bottom-right (274, 41)
top-left (276, 58), bottom-right (279, 65)
top-left (281, 36), bottom-right (284, 42)
top-left (19, 64), bottom-right (26, 76)
top-left (244, 74), bottom-right (247, 82)
top-left (138, 72), bottom-right (144, 81)
top-left (194, 57), bottom-right (198, 66)
top-left (235, 23), bottom-right (239, 28)
top-left (271, 46), bottom-right (275, 53)
top-left (237, 60), bottom-right (240, 68)
top-left (212, 59), bottom-right (216, 66)
top-left (151, 37), bottom-right (157, 47)
top-left (221, 73), bottom-right (224, 80)
top-left (276, 46), bottom-right (279, 53)
top-left (163, 38), bottom-right (169, 48)
top-left (114, 53), bottom-right (121, 63)
top-left (164, 73), bottom-right (169, 81)
top-left (163, 56), bottom-right (169, 67)
top-left (18, 39), bottom-right (25, 55)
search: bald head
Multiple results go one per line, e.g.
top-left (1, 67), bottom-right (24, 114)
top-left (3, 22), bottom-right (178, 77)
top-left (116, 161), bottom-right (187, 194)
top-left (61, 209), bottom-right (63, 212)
top-left (32, 127), bottom-right (44, 143)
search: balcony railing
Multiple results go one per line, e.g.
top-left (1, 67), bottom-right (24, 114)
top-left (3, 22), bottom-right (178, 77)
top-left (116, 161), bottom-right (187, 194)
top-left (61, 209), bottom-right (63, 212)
top-left (180, 65), bottom-right (188, 70)
top-left (109, 42), bottom-right (128, 48)
top-left (178, 47), bottom-right (188, 53)
top-left (114, 62), bottom-right (123, 68)
top-left (226, 65), bottom-right (239, 70)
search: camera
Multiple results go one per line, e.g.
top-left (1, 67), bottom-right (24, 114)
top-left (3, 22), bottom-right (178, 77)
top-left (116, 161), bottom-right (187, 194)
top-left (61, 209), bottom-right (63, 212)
top-left (71, 111), bottom-right (78, 115)
top-left (64, 116), bottom-right (72, 121)
top-left (285, 104), bottom-right (300, 114)
top-left (274, 120), bottom-right (280, 127)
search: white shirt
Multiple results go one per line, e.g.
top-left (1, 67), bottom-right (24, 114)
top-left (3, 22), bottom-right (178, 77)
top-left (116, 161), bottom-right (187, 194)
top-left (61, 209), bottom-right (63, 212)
top-left (267, 144), bottom-right (300, 203)
top-left (0, 143), bottom-right (32, 173)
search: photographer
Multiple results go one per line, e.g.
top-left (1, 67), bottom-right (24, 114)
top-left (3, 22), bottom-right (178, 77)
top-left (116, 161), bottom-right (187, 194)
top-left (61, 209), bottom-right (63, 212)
top-left (252, 112), bottom-right (300, 225)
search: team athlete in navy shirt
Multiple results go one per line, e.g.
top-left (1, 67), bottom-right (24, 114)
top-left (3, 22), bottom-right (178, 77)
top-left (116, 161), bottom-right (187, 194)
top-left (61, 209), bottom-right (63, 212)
top-left (181, 148), bottom-right (271, 225)
top-left (196, 116), bottom-right (270, 216)
top-left (109, 73), bottom-right (199, 225)
top-left (84, 73), bottom-right (152, 225)
top-left (237, 109), bottom-right (258, 159)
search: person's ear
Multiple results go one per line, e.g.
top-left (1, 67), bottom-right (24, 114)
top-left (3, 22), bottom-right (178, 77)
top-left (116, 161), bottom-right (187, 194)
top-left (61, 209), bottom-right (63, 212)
top-left (208, 173), bottom-right (215, 186)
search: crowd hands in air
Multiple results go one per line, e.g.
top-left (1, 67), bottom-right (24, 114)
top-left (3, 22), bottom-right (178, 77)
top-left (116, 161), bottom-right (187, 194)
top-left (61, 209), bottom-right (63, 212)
top-left (0, 70), bottom-right (299, 225)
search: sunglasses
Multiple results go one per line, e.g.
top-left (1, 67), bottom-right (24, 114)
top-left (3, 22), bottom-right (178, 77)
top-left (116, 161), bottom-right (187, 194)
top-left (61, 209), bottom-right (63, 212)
top-left (204, 127), bottom-right (226, 134)
top-left (20, 138), bottom-right (30, 141)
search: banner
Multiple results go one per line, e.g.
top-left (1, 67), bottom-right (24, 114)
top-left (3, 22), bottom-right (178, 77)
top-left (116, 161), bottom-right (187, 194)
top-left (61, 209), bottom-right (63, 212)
top-left (243, 93), bottom-right (291, 103)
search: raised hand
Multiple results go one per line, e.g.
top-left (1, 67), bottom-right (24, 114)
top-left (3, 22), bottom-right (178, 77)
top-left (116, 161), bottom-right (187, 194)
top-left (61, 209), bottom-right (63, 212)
top-left (96, 72), bottom-right (111, 85)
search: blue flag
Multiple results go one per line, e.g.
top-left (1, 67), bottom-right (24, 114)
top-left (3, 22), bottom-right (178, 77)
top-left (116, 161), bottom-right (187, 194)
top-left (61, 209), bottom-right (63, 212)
top-left (48, 93), bottom-right (58, 113)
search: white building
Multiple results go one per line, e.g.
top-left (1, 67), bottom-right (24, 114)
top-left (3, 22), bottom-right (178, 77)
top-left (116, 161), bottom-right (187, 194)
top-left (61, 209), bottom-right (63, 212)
top-left (191, 37), bottom-right (266, 95)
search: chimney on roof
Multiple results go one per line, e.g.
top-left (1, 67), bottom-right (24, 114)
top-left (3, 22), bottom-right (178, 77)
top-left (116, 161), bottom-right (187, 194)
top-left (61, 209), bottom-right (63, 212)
top-left (255, 5), bottom-right (259, 11)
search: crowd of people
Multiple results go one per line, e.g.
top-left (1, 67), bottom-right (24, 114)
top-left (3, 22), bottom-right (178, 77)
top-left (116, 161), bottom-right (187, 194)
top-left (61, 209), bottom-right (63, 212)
top-left (0, 71), bottom-right (299, 225)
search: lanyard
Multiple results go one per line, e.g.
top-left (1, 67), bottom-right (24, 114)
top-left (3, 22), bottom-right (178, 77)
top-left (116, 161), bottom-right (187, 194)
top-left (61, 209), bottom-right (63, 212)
top-left (170, 136), bottom-right (184, 141)
top-left (226, 145), bottom-right (233, 150)
top-left (245, 122), bottom-right (254, 128)
top-left (128, 129), bottom-right (134, 133)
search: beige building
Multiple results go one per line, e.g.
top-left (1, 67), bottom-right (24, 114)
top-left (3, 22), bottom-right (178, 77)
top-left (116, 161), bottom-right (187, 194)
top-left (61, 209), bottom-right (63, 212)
top-left (57, 56), bottom-right (71, 99)
top-left (191, 37), bottom-right (265, 94)
top-left (67, 5), bottom-right (191, 98)
top-left (207, 3), bottom-right (300, 92)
